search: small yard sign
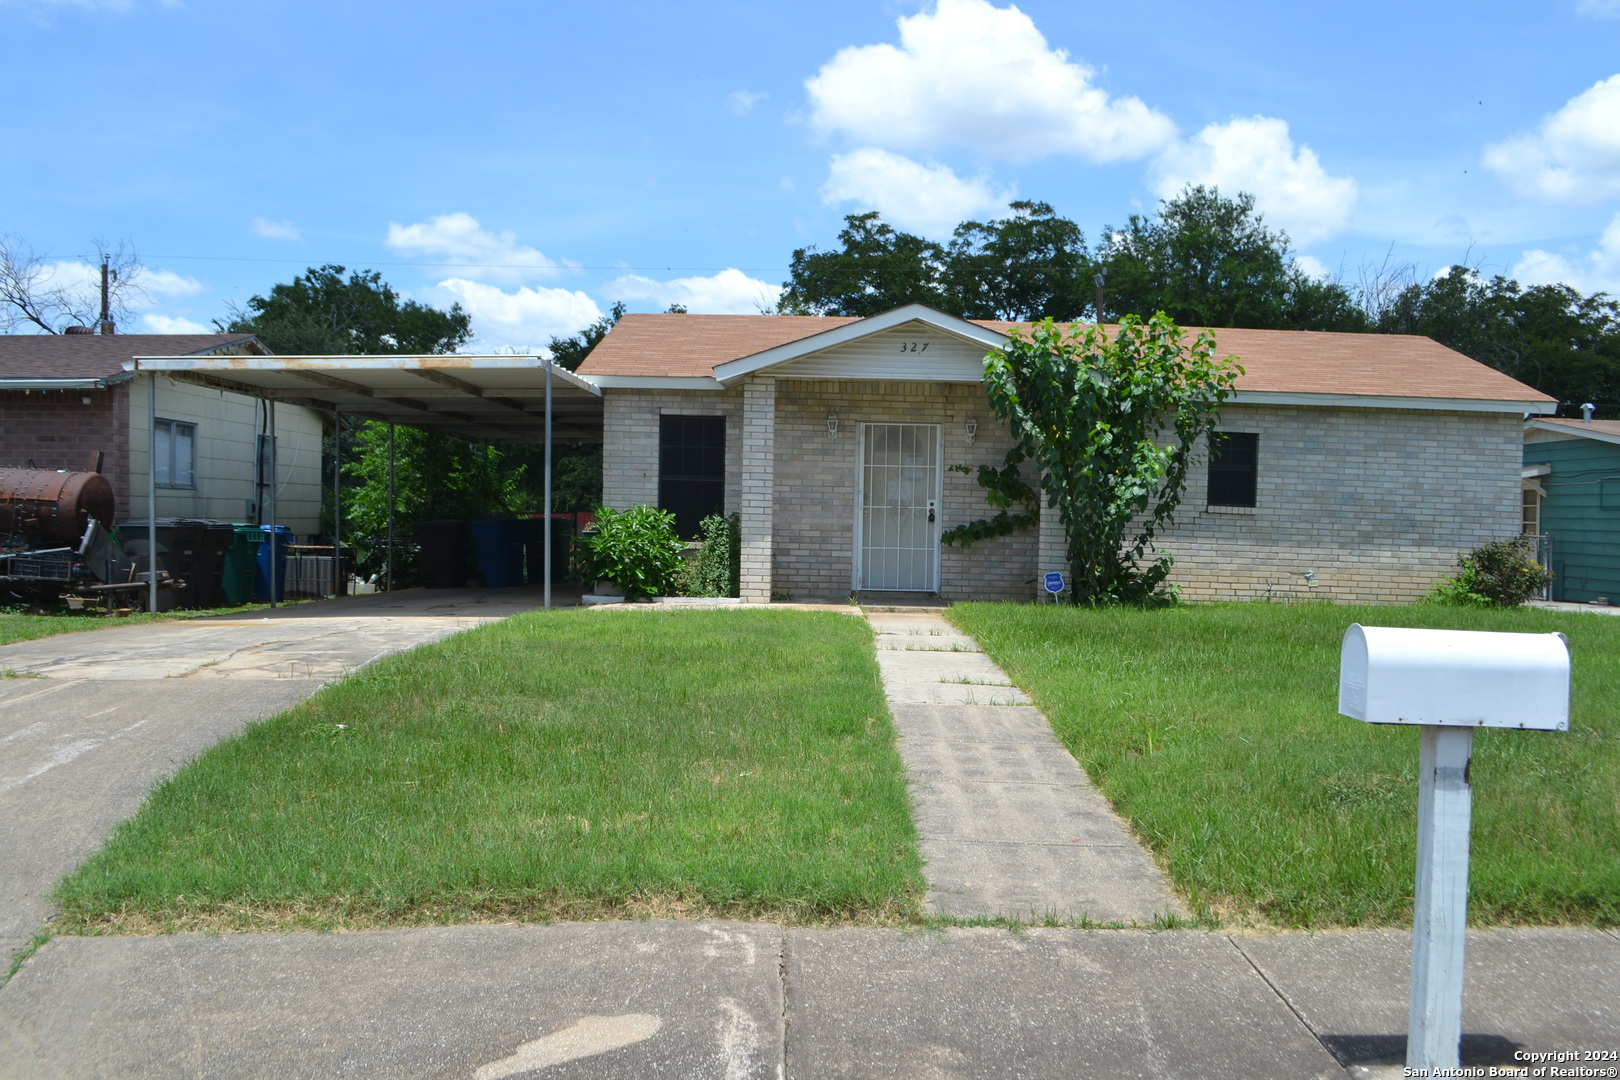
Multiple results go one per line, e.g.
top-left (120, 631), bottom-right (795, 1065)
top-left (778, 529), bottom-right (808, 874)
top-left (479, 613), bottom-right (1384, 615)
top-left (1043, 571), bottom-right (1065, 595)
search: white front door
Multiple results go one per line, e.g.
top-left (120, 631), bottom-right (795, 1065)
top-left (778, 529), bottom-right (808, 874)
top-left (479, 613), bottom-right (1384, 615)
top-left (857, 423), bottom-right (941, 592)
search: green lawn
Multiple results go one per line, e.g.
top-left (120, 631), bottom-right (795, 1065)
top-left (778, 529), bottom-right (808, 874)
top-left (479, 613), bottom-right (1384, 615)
top-left (55, 608), bottom-right (923, 932)
top-left (949, 602), bottom-right (1620, 929)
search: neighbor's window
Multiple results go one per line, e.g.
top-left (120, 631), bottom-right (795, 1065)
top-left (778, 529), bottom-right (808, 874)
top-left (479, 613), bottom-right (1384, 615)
top-left (658, 414), bottom-right (725, 540)
top-left (154, 419), bottom-right (196, 489)
top-left (1207, 432), bottom-right (1258, 508)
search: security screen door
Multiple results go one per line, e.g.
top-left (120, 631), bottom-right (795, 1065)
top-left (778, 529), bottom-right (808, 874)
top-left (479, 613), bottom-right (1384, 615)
top-left (858, 423), bottom-right (941, 591)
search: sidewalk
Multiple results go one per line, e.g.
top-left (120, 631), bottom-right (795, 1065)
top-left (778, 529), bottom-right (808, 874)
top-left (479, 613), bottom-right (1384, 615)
top-left (2, 922), bottom-right (1614, 1078)
top-left (864, 607), bottom-right (1182, 922)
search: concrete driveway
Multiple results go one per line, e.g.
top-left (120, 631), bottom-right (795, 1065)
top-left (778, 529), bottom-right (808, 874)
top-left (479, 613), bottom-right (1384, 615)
top-left (0, 587), bottom-right (564, 961)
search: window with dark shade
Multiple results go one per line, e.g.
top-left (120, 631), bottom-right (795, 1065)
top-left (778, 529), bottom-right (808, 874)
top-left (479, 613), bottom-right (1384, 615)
top-left (1207, 432), bottom-right (1258, 508)
top-left (658, 415), bottom-right (726, 540)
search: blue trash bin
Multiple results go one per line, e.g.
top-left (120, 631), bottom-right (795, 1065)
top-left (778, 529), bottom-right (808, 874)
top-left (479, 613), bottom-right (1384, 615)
top-left (254, 525), bottom-right (295, 602)
top-left (468, 519), bottom-right (526, 588)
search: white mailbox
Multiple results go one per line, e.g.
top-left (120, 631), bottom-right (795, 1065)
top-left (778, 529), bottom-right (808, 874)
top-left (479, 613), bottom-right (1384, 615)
top-left (1339, 624), bottom-right (1570, 731)
top-left (1337, 622), bottom-right (1572, 1074)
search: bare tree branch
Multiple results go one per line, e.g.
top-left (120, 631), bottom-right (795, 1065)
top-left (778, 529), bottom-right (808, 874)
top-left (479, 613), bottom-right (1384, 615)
top-left (0, 232), bottom-right (147, 333)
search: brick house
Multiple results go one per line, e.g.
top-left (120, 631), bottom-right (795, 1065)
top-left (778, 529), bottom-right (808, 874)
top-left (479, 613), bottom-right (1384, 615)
top-left (0, 333), bottom-right (326, 538)
top-left (578, 304), bottom-right (1555, 604)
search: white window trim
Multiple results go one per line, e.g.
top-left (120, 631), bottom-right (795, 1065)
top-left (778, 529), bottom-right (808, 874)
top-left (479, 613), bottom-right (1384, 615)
top-left (154, 417), bottom-right (197, 490)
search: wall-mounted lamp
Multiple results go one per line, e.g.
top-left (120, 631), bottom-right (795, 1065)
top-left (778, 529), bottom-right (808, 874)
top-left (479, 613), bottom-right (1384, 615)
top-left (965, 417), bottom-right (978, 445)
top-left (826, 412), bottom-right (839, 439)
top-left (1302, 570), bottom-right (1318, 589)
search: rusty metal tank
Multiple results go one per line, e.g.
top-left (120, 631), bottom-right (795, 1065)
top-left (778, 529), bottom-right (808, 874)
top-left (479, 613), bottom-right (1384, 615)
top-left (0, 466), bottom-right (116, 546)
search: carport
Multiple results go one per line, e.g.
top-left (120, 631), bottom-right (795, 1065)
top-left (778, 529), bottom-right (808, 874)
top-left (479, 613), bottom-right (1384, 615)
top-left (124, 353), bottom-right (603, 613)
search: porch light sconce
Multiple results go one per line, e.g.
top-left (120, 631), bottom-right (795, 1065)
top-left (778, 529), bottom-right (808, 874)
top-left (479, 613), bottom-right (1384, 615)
top-left (965, 417), bottom-right (978, 445)
top-left (826, 412), bottom-right (839, 439)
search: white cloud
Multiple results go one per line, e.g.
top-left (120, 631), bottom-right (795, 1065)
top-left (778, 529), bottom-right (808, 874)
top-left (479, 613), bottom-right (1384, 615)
top-left (1293, 255), bottom-right (1333, 281)
top-left (431, 278), bottom-right (601, 354)
top-left (1151, 116), bottom-right (1358, 245)
top-left (1484, 75), bottom-right (1620, 204)
top-left (821, 148), bottom-right (1013, 236)
top-left (728, 89), bottom-right (766, 116)
top-left (604, 269), bottom-right (783, 314)
top-left (1576, 0), bottom-right (1619, 17)
top-left (1512, 213), bottom-right (1620, 293)
top-left (386, 213), bottom-right (573, 285)
top-left (805, 0), bottom-right (1175, 163)
top-left (132, 266), bottom-right (204, 299)
top-left (141, 313), bottom-right (210, 334)
top-left (250, 218), bottom-right (302, 242)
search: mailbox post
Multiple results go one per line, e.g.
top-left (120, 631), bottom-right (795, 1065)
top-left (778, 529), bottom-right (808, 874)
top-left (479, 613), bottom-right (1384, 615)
top-left (1338, 625), bottom-right (1569, 1073)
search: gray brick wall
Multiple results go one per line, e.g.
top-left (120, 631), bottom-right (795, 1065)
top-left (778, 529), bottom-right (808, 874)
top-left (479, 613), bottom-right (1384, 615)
top-left (602, 387), bottom-right (744, 513)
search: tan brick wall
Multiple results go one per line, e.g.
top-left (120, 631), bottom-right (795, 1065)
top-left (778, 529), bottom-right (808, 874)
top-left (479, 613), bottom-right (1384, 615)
top-left (771, 380), bottom-right (1037, 602)
top-left (601, 387), bottom-right (745, 513)
top-left (599, 386), bottom-right (1523, 606)
top-left (1154, 404), bottom-right (1522, 603)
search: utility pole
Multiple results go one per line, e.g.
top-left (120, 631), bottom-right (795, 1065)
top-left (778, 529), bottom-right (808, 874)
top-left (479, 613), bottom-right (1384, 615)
top-left (1093, 267), bottom-right (1107, 326)
top-left (99, 258), bottom-right (115, 335)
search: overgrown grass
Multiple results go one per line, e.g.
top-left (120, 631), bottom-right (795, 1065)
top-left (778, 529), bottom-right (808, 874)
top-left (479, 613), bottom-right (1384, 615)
top-left (55, 608), bottom-right (923, 931)
top-left (949, 601), bottom-right (1620, 929)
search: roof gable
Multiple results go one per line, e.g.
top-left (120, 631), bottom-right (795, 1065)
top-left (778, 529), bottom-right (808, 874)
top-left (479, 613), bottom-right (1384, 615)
top-left (1526, 417), bottom-right (1620, 448)
top-left (712, 304), bottom-right (1006, 382)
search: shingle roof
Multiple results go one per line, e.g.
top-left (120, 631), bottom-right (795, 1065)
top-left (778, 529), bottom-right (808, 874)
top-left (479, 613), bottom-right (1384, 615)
top-left (579, 313), bottom-right (1553, 404)
top-left (1532, 417), bottom-right (1620, 438)
top-left (0, 333), bottom-right (263, 382)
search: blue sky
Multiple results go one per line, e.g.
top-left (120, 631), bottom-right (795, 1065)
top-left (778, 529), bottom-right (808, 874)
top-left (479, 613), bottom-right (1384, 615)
top-left (4, 0), bottom-right (1619, 351)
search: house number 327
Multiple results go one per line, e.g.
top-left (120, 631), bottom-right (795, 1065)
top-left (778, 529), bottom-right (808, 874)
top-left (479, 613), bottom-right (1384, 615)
top-left (899, 341), bottom-right (929, 353)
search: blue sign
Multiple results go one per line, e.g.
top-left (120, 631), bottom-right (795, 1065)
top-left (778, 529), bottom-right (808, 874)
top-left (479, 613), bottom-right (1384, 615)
top-left (1043, 571), bottom-right (1065, 594)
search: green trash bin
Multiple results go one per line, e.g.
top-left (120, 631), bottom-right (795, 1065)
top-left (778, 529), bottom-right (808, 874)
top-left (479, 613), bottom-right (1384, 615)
top-left (221, 525), bottom-right (261, 606)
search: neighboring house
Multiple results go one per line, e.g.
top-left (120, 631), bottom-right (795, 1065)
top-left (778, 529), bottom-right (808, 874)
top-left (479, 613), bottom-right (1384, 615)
top-left (0, 333), bottom-right (325, 539)
top-left (579, 304), bottom-right (1554, 604)
top-left (1523, 417), bottom-right (1620, 605)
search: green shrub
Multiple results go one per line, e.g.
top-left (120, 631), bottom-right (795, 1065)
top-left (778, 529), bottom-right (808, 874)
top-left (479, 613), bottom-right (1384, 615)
top-left (1428, 536), bottom-right (1552, 608)
top-left (679, 513), bottom-right (741, 598)
top-left (572, 505), bottom-right (686, 600)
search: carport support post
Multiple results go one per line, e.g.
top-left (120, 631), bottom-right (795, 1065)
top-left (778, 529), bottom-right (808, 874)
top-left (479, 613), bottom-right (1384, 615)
top-left (386, 422), bottom-right (395, 593)
top-left (543, 358), bottom-right (552, 612)
top-left (1407, 724), bottom-right (1475, 1072)
top-left (332, 409), bottom-right (342, 597)
top-left (267, 399), bottom-right (278, 609)
top-left (146, 369), bottom-right (157, 614)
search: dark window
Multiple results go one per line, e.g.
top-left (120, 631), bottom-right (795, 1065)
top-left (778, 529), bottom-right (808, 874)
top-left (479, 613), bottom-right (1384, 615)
top-left (659, 415), bottom-right (726, 540)
top-left (155, 419), bottom-right (197, 489)
top-left (1207, 432), bottom-right (1258, 508)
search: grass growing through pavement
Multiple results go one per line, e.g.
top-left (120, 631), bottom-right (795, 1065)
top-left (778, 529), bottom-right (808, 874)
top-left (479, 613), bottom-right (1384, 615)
top-left (55, 608), bottom-right (923, 931)
top-left (0, 602), bottom-right (277, 648)
top-left (949, 602), bottom-right (1620, 929)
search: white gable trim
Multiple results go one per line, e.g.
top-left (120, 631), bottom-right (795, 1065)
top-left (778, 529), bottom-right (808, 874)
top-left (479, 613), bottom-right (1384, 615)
top-left (1526, 418), bottom-right (1620, 446)
top-left (586, 375), bottom-right (725, 391)
top-left (712, 304), bottom-right (1008, 385)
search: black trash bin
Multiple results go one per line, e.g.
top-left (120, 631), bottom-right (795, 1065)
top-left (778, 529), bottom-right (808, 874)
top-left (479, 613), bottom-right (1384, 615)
top-left (524, 515), bottom-right (575, 584)
top-left (119, 518), bottom-right (210, 608)
top-left (415, 520), bottom-right (468, 589)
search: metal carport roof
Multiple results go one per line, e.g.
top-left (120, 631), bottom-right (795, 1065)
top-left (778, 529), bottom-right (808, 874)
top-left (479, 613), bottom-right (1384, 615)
top-left (123, 354), bottom-right (602, 443)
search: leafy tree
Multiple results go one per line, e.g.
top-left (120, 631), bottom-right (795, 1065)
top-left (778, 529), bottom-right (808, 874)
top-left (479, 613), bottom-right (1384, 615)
top-left (342, 423), bottom-right (528, 582)
top-left (1376, 268), bottom-right (1620, 416)
top-left (943, 200), bottom-right (1089, 321)
top-left (546, 300), bottom-right (626, 372)
top-left (221, 264), bottom-right (472, 355)
top-left (982, 314), bottom-right (1242, 604)
top-left (1098, 186), bottom-right (1366, 331)
top-left (779, 213), bottom-right (951, 316)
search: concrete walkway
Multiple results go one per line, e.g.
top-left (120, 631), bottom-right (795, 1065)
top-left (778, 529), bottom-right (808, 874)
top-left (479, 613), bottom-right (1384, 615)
top-left (0, 587), bottom-right (559, 962)
top-left (3, 922), bottom-right (1614, 1079)
top-left (865, 607), bottom-right (1183, 922)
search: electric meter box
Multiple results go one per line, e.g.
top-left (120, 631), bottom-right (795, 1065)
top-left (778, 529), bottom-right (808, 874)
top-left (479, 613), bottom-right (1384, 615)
top-left (1338, 624), bottom-right (1570, 731)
